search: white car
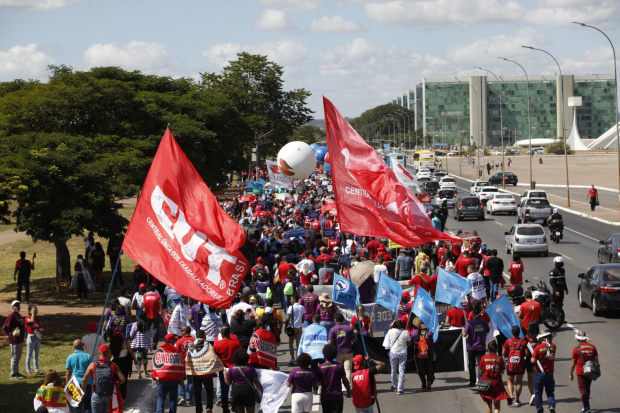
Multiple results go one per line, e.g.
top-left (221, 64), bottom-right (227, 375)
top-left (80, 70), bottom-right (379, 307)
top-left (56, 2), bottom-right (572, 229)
top-left (521, 190), bottom-right (548, 200)
top-left (470, 180), bottom-right (490, 196)
top-left (417, 169), bottom-right (431, 180)
top-left (490, 150), bottom-right (506, 156)
top-left (439, 176), bottom-right (457, 190)
top-left (478, 186), bottom-right (500, 204)
top-left (505, 224), bottom-right (548, 256)
top-left (486, 193), bottom-right (518, 215)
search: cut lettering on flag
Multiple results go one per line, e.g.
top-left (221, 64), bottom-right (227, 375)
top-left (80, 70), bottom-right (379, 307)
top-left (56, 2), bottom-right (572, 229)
top-left (266, 160), bottom-right (292, 189)
top-left (375, 272), bottom-right (402, 314)
top-left (323, 96), bottom-right (460, 247)
top-left (412, 287), bottom-right (439, 342)
top-left (485, 294), bottom-right (524, 339)
top-left (332, 274), bottom-right (359, 308)
top-left (297, 323), bottom-right (328, 359)
top-left (123, 128), bottom-right (249, 309)
top-left (435, 268), bottom-right (472, 309)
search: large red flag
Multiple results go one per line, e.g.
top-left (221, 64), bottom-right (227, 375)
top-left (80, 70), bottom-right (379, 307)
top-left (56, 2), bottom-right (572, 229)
top-left (323, 97), bottom-right (461, 247)
top-left (123, 128), bottom-right (248, 308)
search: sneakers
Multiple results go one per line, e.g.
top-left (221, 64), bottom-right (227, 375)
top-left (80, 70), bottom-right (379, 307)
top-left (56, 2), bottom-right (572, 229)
top-left (288, 358), bottom-right (296, 366)
top-left (530, 395), bottom-right (536, 406)
top-left (11, 374), bottom-right (24, 380)
top-left (549, 407), bottom-right (555, 413)
top-left (214, 399), bottom-right (222, 406)
top-left (178, 397), bottom-right (186, 405)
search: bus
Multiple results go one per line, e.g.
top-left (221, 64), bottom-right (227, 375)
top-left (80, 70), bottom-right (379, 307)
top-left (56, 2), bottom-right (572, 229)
top-left (413, 150), bottom-right (436, 171)
top-left (384, 153), bottom-right (407, 168)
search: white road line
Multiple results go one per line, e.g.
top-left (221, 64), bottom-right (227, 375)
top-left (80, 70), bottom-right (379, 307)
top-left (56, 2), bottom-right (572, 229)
top-left (311, 394), bottom-right (320, 412)
top-left (495, 221), bottom-right (504, 226)
top-left (566, 323), bottom-right (579, 333)
top-left (564, 227), bottom-right (600, 242)
top-left (563, 255), bottom-right (573, 260)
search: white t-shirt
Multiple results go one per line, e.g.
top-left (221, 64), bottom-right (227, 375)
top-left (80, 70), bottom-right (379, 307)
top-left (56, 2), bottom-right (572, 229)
top-left (287, 303), bottom-right (306, 328)
top-left (132, 293), bottom-right (144, 310)
top-left (374, 265), bottom-right (388, 283)
top-left (82, 333), bottom-right (105, 356)
top-left (118, 296), bottom-right (131, 316)
top-left (298, 259), bottom-right (315, 273)
top-left (228, 302), bottom-right (253, 323)
top-left (467, 272), bottom-right (486, 300)
top-left (386, 328), bottom-right (410, 354)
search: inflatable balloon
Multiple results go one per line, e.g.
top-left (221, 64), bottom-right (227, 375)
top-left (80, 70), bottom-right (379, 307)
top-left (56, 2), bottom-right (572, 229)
top-left (309, 143), bottom-right (319, 150)
top-left (314, 146), bottom-right (328, 163)
top-left (277, 141), bottom-right (317, 180)
top-left (324, 152), bottom-right (330, 164)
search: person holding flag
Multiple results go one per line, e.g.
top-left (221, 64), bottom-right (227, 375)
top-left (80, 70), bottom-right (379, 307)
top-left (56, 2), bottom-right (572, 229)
top-left (351, 355), bottom-right (385, 412)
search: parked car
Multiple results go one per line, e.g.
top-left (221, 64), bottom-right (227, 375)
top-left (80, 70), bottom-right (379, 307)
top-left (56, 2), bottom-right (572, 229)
top-left (598, 234), bottom-right (620, 263)
top-left (522, 190), bottom-right (547, 200)
top-left (490, 150), bottom-right (506, 155)
top-left (489, 171), bottom-right (518, 186)
top-left (478, 186), bottom-right (500, 204)
top-left (439, 176), bottom-right (457, 190)
top-left (578, 264), bottom-right (620, 316)
top-left (448, 151), bottom-right (460, 156)
top-left (470, 180), bottom-right (490, 195)
top-left (432, 171), bottom-right (448, 179)
top-left (423, 180), bottom-right (440, 195)
top-left (517, 198), bottom-right (552, 224)
top-left (417, 168), bottom-right (431, 181)
top-left (453, 196), bottom-right (484, 221)
top-left (527, 147), bottom-right (545, 155)
top-left (504, 224), bottom-right (548, 256)
top-left (434, 189), bottom-right (458, 208)
top-left (486, 193), bottom-right (518, 215)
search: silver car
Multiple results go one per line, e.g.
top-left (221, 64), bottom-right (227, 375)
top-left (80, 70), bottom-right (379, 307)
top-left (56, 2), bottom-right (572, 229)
top-left (434, 188), bottom-right (458, 208)
top-left (478, 186), bottom-right (499, 204)
top-left (517, 198), bottom-right (552, 224)
top-left (505, 224), bottom-right (548, 256)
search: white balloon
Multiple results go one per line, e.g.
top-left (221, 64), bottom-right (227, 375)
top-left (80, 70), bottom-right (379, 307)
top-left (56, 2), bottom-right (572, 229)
top-left (276, 141), bottom-right (317, 180)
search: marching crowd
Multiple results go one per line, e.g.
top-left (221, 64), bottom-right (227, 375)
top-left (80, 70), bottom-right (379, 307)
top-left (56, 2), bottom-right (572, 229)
top-left (4, 167), bottom-right (601, 413)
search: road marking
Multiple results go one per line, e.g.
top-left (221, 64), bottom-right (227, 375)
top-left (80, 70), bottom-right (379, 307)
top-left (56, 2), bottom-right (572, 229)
top-left (312, 394), bottom-right (320, 411)
top-left (562, 255), bottom-right (573, 260)
top-left (566, 323), bottom-right (579, 333)
top-left (564, 227), bottom-right (600, 242)
top-left (495, 221), bottom-right (504, 226)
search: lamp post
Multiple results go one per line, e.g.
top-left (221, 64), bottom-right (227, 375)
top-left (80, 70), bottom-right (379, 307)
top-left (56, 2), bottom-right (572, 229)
top-left (254, 130), bottom-right (273, 180)
top-left (572, 21), bottom-right (619, 218)
top-left (522, 46), bottom-right (570, 206)
top-left (498, 57), bottom-right (533, 190)
top-left (393, 112), bottom-right (407, 149)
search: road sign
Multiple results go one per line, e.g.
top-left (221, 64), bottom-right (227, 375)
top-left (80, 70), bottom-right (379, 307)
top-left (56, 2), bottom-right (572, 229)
top-left (419, 193), bottom-right (432, 204)
top-left (476, 149), bottom-right (484, 159)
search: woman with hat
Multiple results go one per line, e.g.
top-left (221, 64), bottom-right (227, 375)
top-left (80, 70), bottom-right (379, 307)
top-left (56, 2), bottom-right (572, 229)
top-left (409, 316), bottom-right (435, 391)
top-left (110, 328), bottom-right (137, 399)
top-left (569, 331), bottom-right (598, 412)
top-left (318, 293), bottom-right (337, 333)
top-left (478, 341), bottom-right (511, 412)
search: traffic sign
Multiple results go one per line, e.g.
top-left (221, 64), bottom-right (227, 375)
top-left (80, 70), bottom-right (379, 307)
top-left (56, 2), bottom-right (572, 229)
top-left (476, 149), bottom-right (484, 159)
top-left (419, 193), bottom-right (432, 204)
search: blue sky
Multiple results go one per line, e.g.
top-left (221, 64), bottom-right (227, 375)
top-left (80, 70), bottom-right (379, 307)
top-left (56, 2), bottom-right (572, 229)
top-left (0, 0), bottom-right (618, 118)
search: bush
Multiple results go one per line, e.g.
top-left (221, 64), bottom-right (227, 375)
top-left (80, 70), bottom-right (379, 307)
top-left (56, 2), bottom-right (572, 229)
top-left (546, 139), bottom-right (574, 155)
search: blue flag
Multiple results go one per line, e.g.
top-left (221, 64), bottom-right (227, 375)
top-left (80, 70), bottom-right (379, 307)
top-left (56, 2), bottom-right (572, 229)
top-left (375, 272), bottom-right (401, 314)
top-left (435, 268), bottom-right (472, 309)
top-left (297, 323), bottom-right (329, 359)
top-left (485, 294), bottom-right (524, 339)
top-left (333, 274), bottom-right (359, 308)
top-left (412, 287), bottom-right (439, 342)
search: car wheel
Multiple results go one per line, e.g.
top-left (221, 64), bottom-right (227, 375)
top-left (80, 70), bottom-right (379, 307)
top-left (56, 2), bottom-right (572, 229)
top-left (592, 296), bottom-right (602, 316)
top-left (513, 183), bottom-right (517, 186)
top-left (597, 252), bottom-right (602, 264)
top-left (517, 215), bottom-right (522, 224)
top-left (543, 250), bottom-right (549, 257)
top-left (491, 210), bottom-right (495, 215)
top-left (506, 244), bottom-right (511, 254)
top-left (578, 287), bottom-right (587, 308)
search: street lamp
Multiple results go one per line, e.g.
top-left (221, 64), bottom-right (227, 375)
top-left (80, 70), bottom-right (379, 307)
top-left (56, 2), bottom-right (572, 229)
top-left (254, 130), bottom-right (273, 180)
top-left (522, 45), bottom-right (570, 206)
top-left (572, 21), bottom-right (620, 218)
top-left (498, 57), bottom-right (533, 190)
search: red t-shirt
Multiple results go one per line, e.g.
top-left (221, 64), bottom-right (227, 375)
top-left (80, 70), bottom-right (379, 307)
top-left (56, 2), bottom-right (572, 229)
top-left (572, 343), bottom-right (598, 375)
top-left (143, 292), bottom-right (161, 320)
top-left (175, 336), bottom-right (195, 365)
top-left (311, 221), bottom-right (321, 232)
top-left (468, 311), bottom-right (491, 323)
top-left (278, 263), bottom-right (295, 282)
top-left (509, 261), bottom-right (524, 285)
top-left (300, 271), bottom-right (315, 286)
top-left (315, 254), bottom-right (333, 264)
top-left (589, 188), bottom-right (598, 198)
top-left (323, 219), bottom-right (334, 229)
top-left (350, 315), bottom-right (371, 333)
top-left (408, 274), bottom-right (432, 292)
top-left (446, 308), bottom-right (466, 327)
top-left (533, 342), bottom-right (556, 373)
top-left (327, 239), bottom-right (339, 253)
top-left (469, 252), bottom-right (482, 269)
top-left (520, 300), bottom-right (542, 330)
top-left (479, 354), bottom-right (505, 379)
top-left (428, 274), bottom-right (438, 297)
top-left (454, 256), bottom-right (474, 277)
top-left (480, 256), bottom-right (492, 276)
top-left (213, 338), bottom-right (242, 368)
top-left (25, 316), bottom-right (41, 335)
top-left (375, 252), bottom-right (393, 262)
top-left (366, 240), bottom-right (381, 259)
top-left (503, 337), bottom-right (526, 362)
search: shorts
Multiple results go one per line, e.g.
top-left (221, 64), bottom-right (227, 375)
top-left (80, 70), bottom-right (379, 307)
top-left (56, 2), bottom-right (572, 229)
top-left (291, 392), bottom-right (313, 413)
top-left (524, 357), bottom-right (534, 373)
top-left (232, 384), bottom-right (256, 407)
top-left (133, 348), bottom-right (149, 365)
top-left (506, 369), bottom-right (525, 376)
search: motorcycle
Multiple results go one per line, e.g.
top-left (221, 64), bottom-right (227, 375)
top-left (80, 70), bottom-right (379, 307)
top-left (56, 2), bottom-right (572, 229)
top-left (507, 278), bottom-right (565, 330)
top-left (549, 221), bottom-right (563, 244)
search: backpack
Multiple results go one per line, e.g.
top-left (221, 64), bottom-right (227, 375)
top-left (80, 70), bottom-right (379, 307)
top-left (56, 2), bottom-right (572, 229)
top-left (283, 282), bottom-right (294, 295)
top-left (18, 260), bottom-right (31, 278)
top-left (93, 361), bottom-right (114, 396)
top-left (507, 339), bottom-right (526, 373)
top-left (322, 270), bottom-right (333, 285)
top-left (417, 331), bottom-right (429, 359)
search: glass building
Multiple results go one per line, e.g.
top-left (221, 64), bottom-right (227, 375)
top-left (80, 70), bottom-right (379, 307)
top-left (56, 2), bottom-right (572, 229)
top-left (395, 74), bottom-right (616, 146)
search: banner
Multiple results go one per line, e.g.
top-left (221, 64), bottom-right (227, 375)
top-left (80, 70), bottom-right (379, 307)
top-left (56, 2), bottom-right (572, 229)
top-left (337, 303), bottom-right (395, 332)
top-left (152, 346), bottom-right (185, 381)
top-left (248, 329), bottom-right (278, 369)
top-left (323, 228), bottom-right (337, 238)
top-left (297, 323), bottom-right (329, 359)
top-left (266, 160), bottom-right (292, 189)
top-left (185, 342), bottom-right (225, 376)
top-left (64, 376), bottom-right (84, 408)
top-left (435, 268), bottom-right (472, 309)
top-left (375, 272), bottom-right (401, 314)
top-left (485, 294), bottom-right (524, 339)
top-left (333, 274), bottom-right (359, 307)
top-left (213, 188), bottom-right (244, 200)
top-left (323, 97), bottom-right (460, 248)
top-left (246, 180), bottom-right (265, 194)
top-left (412, 287), bottom-right (439, 342)
top-left (391, 163), bottom-right (420, 193)
top-left (308, 211), bottom-right (319, 220)
top-left (123, 128), bottom-right (249, 309)
top-left (256, 370), bottom-right (291, 413)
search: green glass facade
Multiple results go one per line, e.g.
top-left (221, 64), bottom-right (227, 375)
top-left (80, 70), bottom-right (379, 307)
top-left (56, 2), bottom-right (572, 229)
top-left (574, 79), bottom-right (617, 139)
top-left (424, 82), bottom-right (471, 146)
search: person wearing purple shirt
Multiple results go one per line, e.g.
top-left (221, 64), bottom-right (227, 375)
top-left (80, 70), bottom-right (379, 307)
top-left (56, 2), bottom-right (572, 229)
top-left (254, 275), bottom-right (272, 305)
top-left (463, 303), bottom-right (490, 387)
top-left (328, 314), bottom-right (357, 385)
top-left (300, 285), bottom-right (319, 328)
top-left (314, 344), bottom-right (351, 413)
top-left (188, 302), bottom-right (207, 333)
top-left (224, 348), bottom-right (264, 410)
top-left (286, 353), bottom-right (315, 413)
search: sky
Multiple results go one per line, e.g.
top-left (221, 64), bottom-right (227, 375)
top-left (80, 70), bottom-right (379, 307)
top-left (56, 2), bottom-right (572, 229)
top-left (0, 0), bottom-right (619, 119)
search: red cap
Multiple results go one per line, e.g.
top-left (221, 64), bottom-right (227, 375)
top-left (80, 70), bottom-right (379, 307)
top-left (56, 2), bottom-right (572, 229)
top-left (139, 283), bottom-right (146, 289)
top-left (257, 257), bottom-right (263, 263)
top-left (353, 354), bottom-right (364, 370)
top-left (98, 344), bottom-right (110, 353)
top-left (165, 333), bottom-right (177, 342)
top-left (402, 291), bottom-right (412, 298)
top-left (85, 322), bottom-right (98, 333)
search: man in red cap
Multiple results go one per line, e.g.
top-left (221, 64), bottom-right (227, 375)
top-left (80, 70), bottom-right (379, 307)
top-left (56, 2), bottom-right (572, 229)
top-left (351, 355), bottom-right (384, 412)
top-left (152, 334), bottom-right (185, 413)
top-left (315, 247), bottom-right (333, 264)
top-left (82, 321), bottom-right (105, 357)
top-left (251, 257), bottom-right (270, 284)
top-left (82, 344), bottom-right (126, 413)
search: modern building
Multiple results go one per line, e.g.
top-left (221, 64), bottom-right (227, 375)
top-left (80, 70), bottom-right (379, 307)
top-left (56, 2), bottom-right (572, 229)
top-left (395, 74), bottom-right (616, 147)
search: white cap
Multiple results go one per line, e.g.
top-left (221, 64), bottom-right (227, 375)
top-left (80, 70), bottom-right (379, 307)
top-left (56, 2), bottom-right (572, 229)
top-left (11, 300), bottom-right (20, 307)
top-left (264, 307), bottom-right (273, 314)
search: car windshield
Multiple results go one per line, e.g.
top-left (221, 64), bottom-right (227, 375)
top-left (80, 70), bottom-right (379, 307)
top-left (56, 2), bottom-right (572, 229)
top-left (529, 192), bottom-right (546, 198)
top-left (461, 198), bottom-right (479, 206)
top-left (426, 182), bottom-right (439, 187)
top-left (495, 195), bottom-right (513, 200)
top-left (476, 182), bottom-right (489, 186)
top-left (526, 199), bottom-right (550, 207)
top-left (505, 172), bottom-right (516, 176)
top-left (482, 188), bottom-right (498, 192)
top-left (602, 268), bottom-right (620, 283)
top-left (438, 191), bottom-right (455, 198)
top-left (516, 226), bottom-right (544, 236)
top-left (442, 178), bottom-right (455, 183)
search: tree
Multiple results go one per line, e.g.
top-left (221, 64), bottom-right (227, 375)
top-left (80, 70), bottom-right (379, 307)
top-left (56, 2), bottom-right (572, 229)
top-left (289, 125), bottom-right (325, 144)
top-left (546, 139), bottom-right (574, 155)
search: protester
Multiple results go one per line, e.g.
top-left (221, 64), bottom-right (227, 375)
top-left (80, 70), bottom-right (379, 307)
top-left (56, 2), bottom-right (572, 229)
top-left (318, 293), bottom-right (337, 332)
top-left (286, 295), bottom-right (306, 365)
top-left (230, 309), bottom-right (257, 350)
top-left (188, 301), bottom-right (208, 333)
top-left (34, 370), bottom-right (69, 413)
top-left (351, 355), bottom-right (385, 413)
top-left (486, 249), bottom-right (504, 301)
top-left (532, 330), bottom-right (557, 413)
top-left (569, 331), bottom-right (599, 413)
top-left (248, 318), bottom-right (278, 370)
top-left (4, 300), bottom-right (26, 379)
top-left (14, 251), bottom-right (34, 303)
top-left (508, 254), bottom-right (524, 286)
top-left (297, 314), bottom-right (328, 394)
top-left (142, 285), bottom-right (163, 350)
top-left (82, 322), bottom-right (105, 358)
top-left (518, 291), bottom-right (541, 335)
top-left (319, 261), bottom-right (335, 285)
top-left (300, 285), bottom-right (319, 328)
top-left (72, 255), bottom-right (92, 299)
top-left (286, 353), bottom-right (315, 413)
top-left (314, 344), bottom-right (351, 413)
top-left (106, 235), bottom-right (124, 287)
top-left (130, 312), bottom-right (153, 379)
top-left (453, 250), bottom-right (474, 278)
top-left (200, 305), bottom-right (224, 343)
top-left (502, 325), bottom-right (526, 406)
top-left (467, 265), bottom-right (486, 301)
top-left (132, 283), bottom-right (147, 317)
top-left (410, 316), bottom-right (435, 391)
top-left (328, 313), bottom-right (357, 385)
top-left (25, 304), bottom-right (43, 376)
top-left (524, 321), bottom-right (540, 407)
top-left (479, 341), bottom-right (511, 412)
top-left (444, 300), bottom-right (467, 327)
top-left (351, 305), bottom-right (373, 337)
top-left (66, 339), bottom-right (93, 413)
top-left (385, 319), bottom-right (411, 395)
top-left (463, 301), bottom-right (490, 387)
top-left (90, 242), bottom-right (106, 291)
top-left (151, 334), bottom-right (184, 413)
top-left (225, 348), bottom-right (263, 413)
top-left (117, 287), bottom-right (132, 320)
top-left (81, 344), bottom-right (126, 413)
top-left (587, 185), bottom-right (598, 211)
top-left (213, 325), bottom-right (241, 413)
top-left (110, 328), bottom-right (137, 400)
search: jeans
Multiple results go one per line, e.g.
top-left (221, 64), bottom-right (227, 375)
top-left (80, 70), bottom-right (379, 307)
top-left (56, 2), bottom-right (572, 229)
top-left (193, 375), bottom-right (214, 412)
top-left (147, 318), bottom-right (160, 349)
top-left (10, 342), bottom-right (23, 376)
top-left (26, 334), bottom-right (41, 374)
top-left (91, 391), bottom-right (111, 413)
top-left (489, 280), bottom-right (499, 302)
top-left (534, 372), bottom-right (555, 413)
top-left (157, 379), bottom-right (179, 413)
top-left (321, 398), bottom-right (344, 413)
top-left (320, 320), bottom-right (336, 334)
top-left (302, 319), bottom-right (312, 329)
top-left (17, 277), bottom-right (30, 302)
top-left (80, 385), bottom-right (92, 413)
top-left (258, 292), bottom-right (267, 305)
top-left (467, 349), bottom-right (486, 384)
top-left (178, 375), bottom-right (193, 403)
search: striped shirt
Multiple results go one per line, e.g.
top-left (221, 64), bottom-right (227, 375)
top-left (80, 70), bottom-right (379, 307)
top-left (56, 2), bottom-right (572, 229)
top-left (130, 323), bottom-right (153, 349)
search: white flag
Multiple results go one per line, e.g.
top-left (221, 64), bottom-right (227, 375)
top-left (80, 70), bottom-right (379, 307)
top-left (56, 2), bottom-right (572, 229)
top-left (256, 370), bottom-right (291, 413)
top-left (266, 160), bottom-right (293, 189)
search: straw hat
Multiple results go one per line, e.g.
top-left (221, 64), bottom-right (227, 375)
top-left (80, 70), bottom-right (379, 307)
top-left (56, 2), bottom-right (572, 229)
top-left (319, 293), bottom-right (333, 305)
top-left (349, 260), bottom-right (375, 287)
top-left (411, 316), bottom-right (427, 330)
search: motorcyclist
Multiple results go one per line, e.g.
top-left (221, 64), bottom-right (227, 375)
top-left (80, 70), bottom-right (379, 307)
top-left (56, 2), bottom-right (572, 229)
top-left (549, 256), bottom-right (569, 306)
top-left (547, 208), bottom-right (563, 232)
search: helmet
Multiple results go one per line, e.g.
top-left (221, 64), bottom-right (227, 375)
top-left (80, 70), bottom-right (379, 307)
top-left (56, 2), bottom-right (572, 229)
top-left (575, 331), bottom-right (589, 341)
top-left (553, 256), bottom-right (564, 264)
top-left (553, 208), bottom-right (558, 214)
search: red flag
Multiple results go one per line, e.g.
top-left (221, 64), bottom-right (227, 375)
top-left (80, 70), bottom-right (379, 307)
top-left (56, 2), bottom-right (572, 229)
top-left (123, 128), bottom-right (248, 308)
top-left (323, 97), bottom-right (460, 247)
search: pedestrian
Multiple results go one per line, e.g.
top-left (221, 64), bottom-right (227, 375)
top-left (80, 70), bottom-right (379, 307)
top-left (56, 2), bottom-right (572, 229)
top-left (507, 158), bottom-right (512, 167)
top-left (479, 341), bottom-right (512, 412)
top-left (467, 265), bottom-right (486, 302)
top-left (130, 311), bottom-right (153, 379)
top-left (248, 318), bottom-right (278, 370)
top-left (385, 319), bottom-right (411, 395)
top-left (394, 248), bottom-right (413, 281)
top-left (502, 326), bottom-right (526, 406)
top-left (199, 305), bottom-right (224, 343)
top-left (532, 330), bottom-right (557, 413)
top-left (225, 348), bottom-right (263, 413)
top-left (176, 326), bottom-right (195, 407)
top-left (230, 309), bottom-right (257, 350)
top-left (327, 313), bottom-right (357, 385)
top-left (66, 339), bottom-right (93, 413)
top-left (350, 305), bottom-right (373, 337)
top-left (517, 291), bottom-right (541, 337)
top-left (152, 334), bottom-right (184, 413)
top-left (106, 234), bottom-right (124, 287)
top-left (410, 316), bottom-right (435, 391)
top-left (14, 251), bottom-right (34, 303)
top-left (314, 344), bottom-right (351, 413)
top-left (486, 162), bottom-right (491, 175)
top-left (142, 285), bottom-right (163, 350)
top-left (286, 353), bottom-right (315, 413)
top-left (318, 293), bottom-right (337, 332)
top-left (25, 304), bottom-right (43, 376)
top-left (132, 265), bottom-right (146, 295)
top-left (132, 283), bottom-right (147, 317)
top-left (463, 302), bottom-right (490, 387)
top-left (109, 328), bottom-right (137, 400)
top-left (373, 255), bottom-right (389, 282)
top-left (213, 325), bottom-right (241, 413)
top-left (82, 321), bottom-right (105, 358)
top-left (72, 255), bottom-right (92, 299)
top-left (4, 300), bottom-right (26, 379)
top-left (300, 285), bottom-right (319, 329)
top-left (569, 331), bottom-right (599, 412)
top-left (81, 344), bottom-right (126, 413)
top-left (587, 185), bottom-right (599, 211)
top-left (444, 300), bottom-right (467, 327)
top-left (34, 370), bottom-right (69, 413)
top-left (117, 287), bottom-right (133, 321)
top-left (509, 254), bottom-right (524, 285)
top-left (318, 260), bottom-right (335, 285)
top-left (524, 321), bottom-right (540, 406)
top-left (90, 242), bottom-right (106, 291)
top-left (188, 301), bottom-right (208, 333)
top-left (351, 355), bottom-right (385, 413)
top-left (190, 330), bottom-right (215, 413)
top-left (485, 249), bottom-right (504, 301)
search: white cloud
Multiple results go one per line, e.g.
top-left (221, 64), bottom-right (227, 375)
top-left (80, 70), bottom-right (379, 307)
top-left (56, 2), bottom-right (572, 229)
top-left (0, 0), bottom-right (80, 11)
top-left (310, 15), bottom-right (364, 33)
top-left (254, 0), bottom-right (324, 12)
top-left (83, 41), bottom-right (182, 76)
top-left (202, 39), bottom-right (308, 68)
top-left (253, 9), bottom-right (296, 31)
top-left (0, 44), bottom-right (55, 80)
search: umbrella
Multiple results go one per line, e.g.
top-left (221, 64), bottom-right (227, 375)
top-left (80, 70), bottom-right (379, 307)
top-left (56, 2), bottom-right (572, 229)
top-left (295, 184), bottom-right (308, 194)
top-left (240, 194), bottom-right (256, 202)
top-left (284, 228), bottom-right (305, 239)
top-left (350, 260), bottom-right (375, 287)
top-left (252, 211), bottom-right (271, 217)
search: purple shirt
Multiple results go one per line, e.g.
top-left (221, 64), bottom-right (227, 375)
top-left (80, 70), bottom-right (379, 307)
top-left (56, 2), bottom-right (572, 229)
top-left (300, 293), bottom-right (319, 321)
top-left (328, 323), bottom-right (355, 355)
top-left (225, 364), bottom-right (258, 386)
top-left (287, 367), bottom-right (315, 393)
top-left (318, 304), bottom-right (337, 322)
top-left (255, 279), bottom-right (272, 294)
top-left (315, 362), bottom-right (346, 400)
top-left (190, 303), bottom-right (207, 332)
top-left (358, 277), bottom-right (376, 304)
top-left (463, 318), bottom-right (490, 351)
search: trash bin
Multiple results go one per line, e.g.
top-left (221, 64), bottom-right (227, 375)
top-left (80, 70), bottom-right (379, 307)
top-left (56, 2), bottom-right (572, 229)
top-left (532, 181), bottom-right (536, 189)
